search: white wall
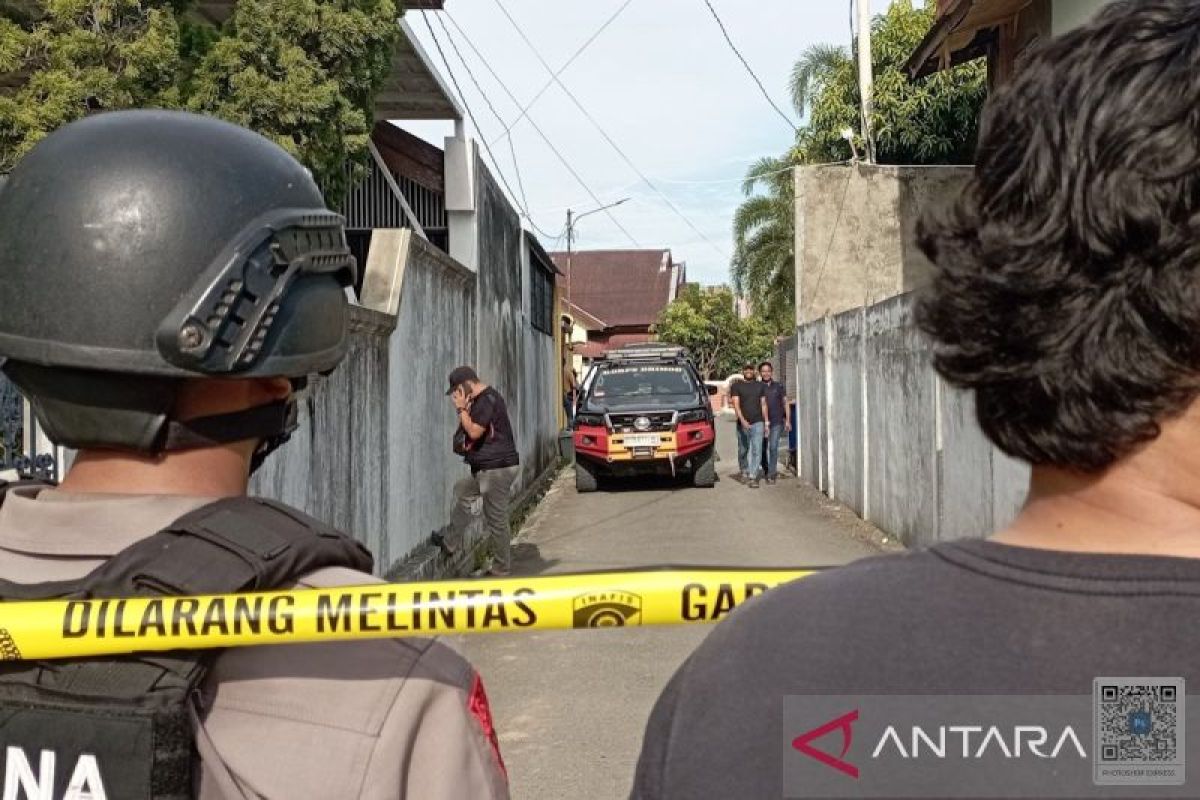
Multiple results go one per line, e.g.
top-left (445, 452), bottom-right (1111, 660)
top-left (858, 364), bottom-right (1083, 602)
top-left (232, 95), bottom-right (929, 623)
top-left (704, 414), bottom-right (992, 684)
top-left (792, 293), bottom-right (1031, 549)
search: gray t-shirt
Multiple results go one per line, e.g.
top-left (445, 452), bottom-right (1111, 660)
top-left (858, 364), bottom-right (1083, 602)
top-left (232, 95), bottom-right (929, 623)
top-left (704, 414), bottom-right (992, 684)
top-left (632, 540), bottom-right (1200, 799)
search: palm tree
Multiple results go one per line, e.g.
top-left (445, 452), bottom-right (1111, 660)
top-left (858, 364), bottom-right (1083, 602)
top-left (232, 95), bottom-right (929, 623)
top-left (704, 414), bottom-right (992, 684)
top-left (730, 1), bottom-right (986, 328)
top-left (790, 44), bottom-right (851, 119)
top-left (732, 155), bottom-right (796, 331)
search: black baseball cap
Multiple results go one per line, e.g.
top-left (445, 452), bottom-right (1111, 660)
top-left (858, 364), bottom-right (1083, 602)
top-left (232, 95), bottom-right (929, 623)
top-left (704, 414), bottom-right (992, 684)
top-left (446, 365), bottom-right (480, 394)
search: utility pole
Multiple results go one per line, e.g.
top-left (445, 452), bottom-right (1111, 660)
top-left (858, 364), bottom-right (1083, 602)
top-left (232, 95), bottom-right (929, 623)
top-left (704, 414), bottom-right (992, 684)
top-left (566, 208), bottom-right (574, 310)
top-left (564, 198), bottom-right (629, 312)
top-left (856, 0), bottom-right (876, 163)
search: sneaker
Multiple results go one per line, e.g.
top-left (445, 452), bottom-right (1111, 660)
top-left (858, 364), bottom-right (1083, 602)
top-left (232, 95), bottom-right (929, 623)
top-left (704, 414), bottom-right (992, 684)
top-left (749, 478), bottom-right (760, 489)
top-left (766, 476), bottom-right (777, 485)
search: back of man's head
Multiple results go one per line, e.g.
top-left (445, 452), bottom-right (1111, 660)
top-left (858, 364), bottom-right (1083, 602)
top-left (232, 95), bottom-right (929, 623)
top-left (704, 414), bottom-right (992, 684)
top-left (918, 0), bottom-right (1200, 473)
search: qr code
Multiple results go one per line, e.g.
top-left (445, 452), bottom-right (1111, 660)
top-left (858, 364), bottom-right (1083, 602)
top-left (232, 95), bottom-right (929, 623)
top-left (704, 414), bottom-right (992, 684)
top-left (1096, 682), bottom-right (1180, 763)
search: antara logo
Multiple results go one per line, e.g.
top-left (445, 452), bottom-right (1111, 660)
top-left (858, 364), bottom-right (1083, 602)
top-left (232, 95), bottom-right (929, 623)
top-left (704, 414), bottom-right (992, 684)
top-left (792, 710), bottom-right (860, 778)
top-left (2, 747), bottom-right (107, 800)
top-left (872, 725), bottom-right (1087, 760)
top-left (793, 712), bottom-right (1088, 779)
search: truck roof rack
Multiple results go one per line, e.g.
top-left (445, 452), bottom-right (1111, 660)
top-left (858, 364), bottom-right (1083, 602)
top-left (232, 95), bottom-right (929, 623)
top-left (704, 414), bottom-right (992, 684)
top-left (600, 344), bottom-right (690, 363)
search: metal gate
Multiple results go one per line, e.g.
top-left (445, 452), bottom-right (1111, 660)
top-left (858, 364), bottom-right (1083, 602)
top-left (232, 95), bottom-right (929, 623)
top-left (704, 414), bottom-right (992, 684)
top-left (0, 374), bottom-right (58, 481)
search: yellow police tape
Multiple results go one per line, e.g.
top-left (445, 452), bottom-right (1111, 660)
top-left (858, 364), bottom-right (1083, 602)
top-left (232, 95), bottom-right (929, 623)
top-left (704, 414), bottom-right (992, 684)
top-left (0, 568), bottom-right (817, 661)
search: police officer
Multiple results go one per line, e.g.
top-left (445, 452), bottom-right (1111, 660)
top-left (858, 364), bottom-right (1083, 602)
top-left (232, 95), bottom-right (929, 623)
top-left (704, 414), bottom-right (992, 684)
top-left (0, 111), bottom-right (509, 798)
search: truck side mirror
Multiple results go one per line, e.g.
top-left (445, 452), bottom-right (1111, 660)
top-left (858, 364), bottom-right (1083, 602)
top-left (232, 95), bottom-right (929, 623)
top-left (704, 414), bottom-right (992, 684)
top-left (706, 384), bottom-right (719, 396)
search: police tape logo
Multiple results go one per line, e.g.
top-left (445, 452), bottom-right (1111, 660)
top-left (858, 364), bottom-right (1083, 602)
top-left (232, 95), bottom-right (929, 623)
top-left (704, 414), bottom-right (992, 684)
top-left (0, 629), bottom-right (20, 661)
top-left (572, 591), bottom-right (642, 628)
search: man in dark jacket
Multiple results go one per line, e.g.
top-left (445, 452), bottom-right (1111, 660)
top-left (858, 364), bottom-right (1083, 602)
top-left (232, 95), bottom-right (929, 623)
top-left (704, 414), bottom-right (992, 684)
top-left (438, 366), bottom-right (521, 576)
top-left (633, 3), bottom-right (1200, 797)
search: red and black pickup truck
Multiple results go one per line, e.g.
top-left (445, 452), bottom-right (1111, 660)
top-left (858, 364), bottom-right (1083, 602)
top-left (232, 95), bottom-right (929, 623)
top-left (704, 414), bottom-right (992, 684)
top-left (572, 345), bottom-right (718, 492)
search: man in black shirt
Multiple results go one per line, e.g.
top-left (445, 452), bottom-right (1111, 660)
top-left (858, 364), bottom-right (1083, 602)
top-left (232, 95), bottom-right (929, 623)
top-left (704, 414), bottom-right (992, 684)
top-left (437, 366), bottom-right (520, 576)
top-left (633, 3), bottom-right (1200, 797)
top-left (729, 363), bottom-right (768, 488)
top-left (758, 360), bottom-right (790, 484)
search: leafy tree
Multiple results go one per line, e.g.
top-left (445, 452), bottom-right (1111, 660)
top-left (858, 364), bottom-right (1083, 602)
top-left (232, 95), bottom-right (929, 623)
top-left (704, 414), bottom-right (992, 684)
top-left (732, 0), bottom-right (986, 325)
top-left (0, 0), bottom-right (399, 203)
top-left (0, 0), bottom-right (182, 170)
top-left (655, 285), bottom-right (776, 381)
top-left (187, 0), bottom-right (398, 203)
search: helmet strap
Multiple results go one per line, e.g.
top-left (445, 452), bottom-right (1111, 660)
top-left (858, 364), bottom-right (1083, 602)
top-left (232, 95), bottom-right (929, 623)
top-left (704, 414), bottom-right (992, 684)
top-left (161, 399), bottom-right (298, 474)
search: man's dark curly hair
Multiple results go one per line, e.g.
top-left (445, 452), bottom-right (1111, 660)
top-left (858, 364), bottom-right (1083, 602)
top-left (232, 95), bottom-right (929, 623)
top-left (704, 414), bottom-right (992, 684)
top-left (917, 0), bottom-right (1200, 472)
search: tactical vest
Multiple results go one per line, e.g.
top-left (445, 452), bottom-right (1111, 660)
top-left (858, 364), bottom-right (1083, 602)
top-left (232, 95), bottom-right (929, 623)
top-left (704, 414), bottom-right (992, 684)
top-left (0, 483), bottom-right (373, 799)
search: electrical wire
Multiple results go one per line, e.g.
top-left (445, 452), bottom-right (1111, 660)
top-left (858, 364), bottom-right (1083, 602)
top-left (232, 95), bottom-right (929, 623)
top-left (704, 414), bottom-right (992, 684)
top-left (419, 11), bottom-right (560, 240)
top-left (431, 13), bottom-right (536, 227)
top-left (491, 0), bottom-right (729, 260)
top-left (700, 0), bottom-right (799, 134)
top-left (489, 0), bottom-right (637, 148)
top-left (442, 8), bottom-right (641, 248)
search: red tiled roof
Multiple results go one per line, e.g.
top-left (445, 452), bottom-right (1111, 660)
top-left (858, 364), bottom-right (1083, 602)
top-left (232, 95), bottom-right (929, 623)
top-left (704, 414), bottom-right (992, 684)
top-left (551, 249), bottom-right (682, 328)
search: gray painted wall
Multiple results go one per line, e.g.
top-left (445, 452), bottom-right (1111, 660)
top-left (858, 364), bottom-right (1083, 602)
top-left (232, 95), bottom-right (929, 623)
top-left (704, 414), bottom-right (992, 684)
top-left (474, 154), bottom-right (559, 494)
top-left (253, 164), bottom-right (560, 576)
top-left (792, 293), bottom-right (1031, 549)
top-left (794, 164), bottom-right (971, 325)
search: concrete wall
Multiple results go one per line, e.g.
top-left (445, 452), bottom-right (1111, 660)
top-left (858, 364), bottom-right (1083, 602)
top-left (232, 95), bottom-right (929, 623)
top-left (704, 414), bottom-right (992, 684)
top-left (474, 155), bottom-right (559, 495)
top-left (792, 293), bottom-right (1031, 549)
top-left (794, 164), bottom-right (971, 325)
top-left (251, 241), bottom-right (479, 577)
top-left (253, 161), bottom-right (561, 576)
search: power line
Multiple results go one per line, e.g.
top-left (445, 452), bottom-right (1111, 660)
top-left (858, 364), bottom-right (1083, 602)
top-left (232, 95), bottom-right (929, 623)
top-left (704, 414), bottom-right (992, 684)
top-left (419, 11), bottom-right (558, 239)
top-left (431, 12), bottom-right (535, 226)
top-left (491, 0), bottom-right (729, 260)
top-left (700, 0), bottom-right (799, 134)
top-left (489, 0), bottom-right (637, 148)
top-left (442, 8), bottom-right (641, 248)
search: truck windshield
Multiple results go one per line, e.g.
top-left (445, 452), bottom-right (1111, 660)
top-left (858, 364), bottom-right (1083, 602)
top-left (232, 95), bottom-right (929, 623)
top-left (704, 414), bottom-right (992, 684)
top-left (585, 365), bottom-right (699, 410)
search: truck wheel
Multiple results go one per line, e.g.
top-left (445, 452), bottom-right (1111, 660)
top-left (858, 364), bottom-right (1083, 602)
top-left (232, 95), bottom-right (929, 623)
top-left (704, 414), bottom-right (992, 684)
top-left (691, 446), bottom-right (716, 488)
top-left (575, 459), bottom-right (600, 492)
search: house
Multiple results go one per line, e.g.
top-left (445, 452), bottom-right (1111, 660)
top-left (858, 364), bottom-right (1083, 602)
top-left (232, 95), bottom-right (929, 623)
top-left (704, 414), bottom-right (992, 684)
top-left (549, 249), bottom-right (686, 373)
top-left (905, 0), bottom-right (1113, 85)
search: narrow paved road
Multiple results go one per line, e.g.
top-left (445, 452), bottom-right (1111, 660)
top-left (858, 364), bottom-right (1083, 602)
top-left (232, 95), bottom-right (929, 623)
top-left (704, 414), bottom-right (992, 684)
top-left (452, 416), bottom-right (891, 800)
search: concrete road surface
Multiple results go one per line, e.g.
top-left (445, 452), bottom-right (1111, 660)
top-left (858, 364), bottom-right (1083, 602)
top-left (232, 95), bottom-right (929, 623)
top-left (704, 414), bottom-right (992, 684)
top-left (452, 416), bottom-right (892, 800)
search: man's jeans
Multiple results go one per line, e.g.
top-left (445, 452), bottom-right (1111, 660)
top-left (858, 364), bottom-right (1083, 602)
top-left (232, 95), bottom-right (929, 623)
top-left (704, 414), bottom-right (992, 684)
top-left (446, 464), bottom-right (520, 571)
top-left (763, 422), bottom-right (784, 478)
top-left (736, 422), bottom-right (765, 479)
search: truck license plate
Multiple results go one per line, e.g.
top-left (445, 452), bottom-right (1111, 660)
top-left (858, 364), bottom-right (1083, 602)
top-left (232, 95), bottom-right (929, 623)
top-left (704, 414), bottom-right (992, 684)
top-left (624, 434), bottom-right (661, 448)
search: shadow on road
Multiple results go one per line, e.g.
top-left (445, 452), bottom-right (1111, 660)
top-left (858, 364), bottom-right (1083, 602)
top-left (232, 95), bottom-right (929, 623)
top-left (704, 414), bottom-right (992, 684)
top-left (511, 542), bottom-right (560, 576)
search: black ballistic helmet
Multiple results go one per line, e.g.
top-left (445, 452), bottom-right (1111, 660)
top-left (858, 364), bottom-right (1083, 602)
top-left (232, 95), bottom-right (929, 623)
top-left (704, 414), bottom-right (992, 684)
top-left (0, 110), bottom-right (357, 459)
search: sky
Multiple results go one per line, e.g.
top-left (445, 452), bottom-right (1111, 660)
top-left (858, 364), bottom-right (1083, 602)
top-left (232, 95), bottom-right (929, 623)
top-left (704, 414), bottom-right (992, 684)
top-left (400, 0), bottom-right (903, 286)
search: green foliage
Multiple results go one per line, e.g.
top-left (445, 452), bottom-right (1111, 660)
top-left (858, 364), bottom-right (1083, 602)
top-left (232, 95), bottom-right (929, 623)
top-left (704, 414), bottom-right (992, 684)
top-left (0, 0), bottom-right (182, 170)
top-left (0, 0), bottom-right (400, 203)
top-left (655, 285), bottom-right (777, 381)
top-left (792, 0), bottom-right (986, 165)
top-left (187, 0), bottom-right (398, 203)
top-left (732, 0), bottom-right (987, 325)
top-left (732, 155), bottom-right (795, 333)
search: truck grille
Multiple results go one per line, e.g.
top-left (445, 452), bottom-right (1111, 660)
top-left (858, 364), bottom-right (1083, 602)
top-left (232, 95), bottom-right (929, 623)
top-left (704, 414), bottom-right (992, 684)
top-left (608, 412), bottom-right (676, 433)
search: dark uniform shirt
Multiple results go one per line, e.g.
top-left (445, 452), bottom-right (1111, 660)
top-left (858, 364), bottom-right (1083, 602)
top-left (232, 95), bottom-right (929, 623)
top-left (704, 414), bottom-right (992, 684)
top-left (729, 379), bottom-right (766, 425)
top-left (466, 387), bottom-right (520, 471)
top-left (762, 380), bottom-right (788, 425)
top-left (632, 540), bottom-right (1200, 799)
